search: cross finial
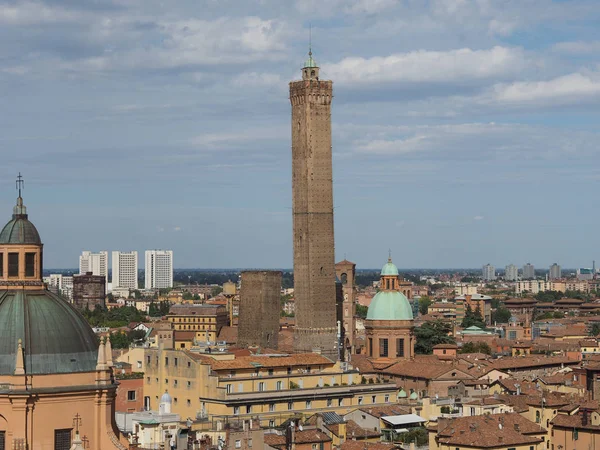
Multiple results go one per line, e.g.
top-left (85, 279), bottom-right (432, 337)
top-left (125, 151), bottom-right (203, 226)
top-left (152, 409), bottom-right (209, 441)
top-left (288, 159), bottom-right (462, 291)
top-left (73, 413), bottom-right (82, 432)
top-left (309, 23), bottom-right (312, 56)
top-left (16, 173), bottom-right (24, 198)
top-left (388, 249), bottom-right (392, 262)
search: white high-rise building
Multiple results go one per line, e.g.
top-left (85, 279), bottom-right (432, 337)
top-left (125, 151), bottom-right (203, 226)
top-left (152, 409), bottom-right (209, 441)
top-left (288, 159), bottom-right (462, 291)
top-left (549, 263), bottom-right (562, 280)
top-left (482, 264), bottom-right (496, 281)
top-left (145, 250), bottom-right (173, 289)
top-left (79, 251), bottom-right (108, 284)
top-left (112, 251), bottom-right (138, 289)
top-left (504, 264), bottom-right (518, 281)
top-left (522, 263), bottom-right (535, 280)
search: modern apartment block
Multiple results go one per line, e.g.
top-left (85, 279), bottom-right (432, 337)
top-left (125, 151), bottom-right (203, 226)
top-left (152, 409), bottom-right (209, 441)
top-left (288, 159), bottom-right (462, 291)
top-left (79, 250), bottom-right (108, 284)
top-left (504, 264), bottom-right (519, 281)
top-left (549, 263), bottom-right (562, 280)
top-left (145, 250), bottom-right (173, 289)
top-left (112, 251), bottom-right (138, 289)
top-left (522, 263), bottom-right (535, 280)
top-left (482, 264), bottom-right (496, 281)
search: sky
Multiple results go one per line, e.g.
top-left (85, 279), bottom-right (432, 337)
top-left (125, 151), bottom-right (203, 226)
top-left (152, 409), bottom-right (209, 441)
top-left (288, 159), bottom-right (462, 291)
top-left (1, 0), bottom-right (599, 270)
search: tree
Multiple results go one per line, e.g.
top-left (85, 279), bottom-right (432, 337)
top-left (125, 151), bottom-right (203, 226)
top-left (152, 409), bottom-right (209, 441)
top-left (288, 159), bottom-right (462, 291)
top-left (211, 286), bottom-right (223, 297)
top-left (356, 304), bottom-right (368, 319)
top-left (414, 320), bottom-right (456, 354)
top-left (461, 304), bottom-right (486, 329)
top-left (491, 306), bottom-right (512, 324)
top-left (418, 296), bottom-right (432, 315)
top-left (149, 301), bottom-right (171, 317)
top-left (460, 341), bottom-right (492, 355)
top-left (590, 323), bottom-right (600, 336)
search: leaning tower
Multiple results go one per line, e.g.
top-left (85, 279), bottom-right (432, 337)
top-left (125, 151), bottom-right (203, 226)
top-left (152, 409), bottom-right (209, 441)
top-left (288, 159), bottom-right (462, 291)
top-left (289, 50), bottom-right (337, 359)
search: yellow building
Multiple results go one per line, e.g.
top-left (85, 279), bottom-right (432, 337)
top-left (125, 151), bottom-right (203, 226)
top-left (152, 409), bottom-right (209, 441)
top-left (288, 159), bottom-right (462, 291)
top-left (143, 350), bottom-right (398, 429)
top-left (166, 304), bottom-right (228, 342)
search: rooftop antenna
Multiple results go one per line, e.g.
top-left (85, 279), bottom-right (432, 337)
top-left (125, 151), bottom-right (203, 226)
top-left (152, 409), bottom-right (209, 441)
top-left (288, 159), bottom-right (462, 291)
top-left (16, 172), bottom-right (24, 197)
top-left (309, 23), bottom-right (312, 57)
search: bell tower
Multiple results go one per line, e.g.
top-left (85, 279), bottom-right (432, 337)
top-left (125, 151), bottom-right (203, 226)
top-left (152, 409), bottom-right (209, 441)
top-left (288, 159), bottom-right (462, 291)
top-left (290, 49), bottom-right (337, 359)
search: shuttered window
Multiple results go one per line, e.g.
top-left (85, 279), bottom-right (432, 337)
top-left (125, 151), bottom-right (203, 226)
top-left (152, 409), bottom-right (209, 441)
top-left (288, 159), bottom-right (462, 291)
top-left (54, 429), bottom-right (71, 450)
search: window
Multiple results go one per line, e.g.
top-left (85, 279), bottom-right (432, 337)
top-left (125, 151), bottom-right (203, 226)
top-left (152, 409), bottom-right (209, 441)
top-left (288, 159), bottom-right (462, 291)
top-left (226, 384), bottom-right (233, 394)
top-left (187, 381), bottom-right (191, 388)
top-left (269, 403), bottom-right (275, 412)
top-left (338, 398), bottom-right (343, 407)
top-left (268, 369), bottom-right (274, 376)
top-left (165, 357), bottom-right (169, 366)
top-left (25, 253), bottom-right (35, 277)
top-left (54, 429), bottom-right (72, 450)
top-left (327, 399), bottom-right (332, 407)
top-left (0, 252), bottom-right (3, 276)
top-left (8, 253), bottom-right (18, 277)
top-left (396, 338), bottom-right (405, 357)
top-left (358, 396), bottom-right (363, 405)
top-left (246, 405), bottom-right (251, 414)
top-left (305, 400), bottom-right (312, 409)
top-left (235, 440), bottom-right (241, 449)
top-left (137, 361), bottom-right (142, 369)
top-left (233, 406), bottom-right (240, 415)
top-left (384, 395), bottom-right (389, 403)
top-left (368, 338), bottom-right (373, 356)
top-left (288, 402), bottom-right (293, 410)
top-left (127, 390), bottom-right (136, 401)
top-left (147, 377), bottom-right (150, 383)
top-left (312, 445), bottom-right (318, 450)
top-left (188, 361), bottom-right (191, 368)
top-left (165, 379), bottom-right (168, 384)
top-left (173, 398), bottom-right (178, 404)
top-left (187, 399), bottom-right (191, 406)
top-left (174, 358), bottom-right (178, 367)
top-left (173, 380), bottom-right (178, 387)
top-left (276, 381), bottom-right (283, 391)
top-left (0, 431), bottom-right (5, 450)
top-left (258, 382), bottom-right (265, 392)
top-left (372, 396), bottom-right (376, 403)
top-left (379, 338), bottom-right (388, 357)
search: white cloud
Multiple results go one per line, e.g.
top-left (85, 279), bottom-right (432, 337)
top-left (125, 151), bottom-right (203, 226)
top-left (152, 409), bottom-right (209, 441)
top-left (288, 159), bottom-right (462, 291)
top-left (553, 41), bottom-right (600, 54)
top-left (489, 72), bottom-right (600, 105)
top-left (0, 2), bottom-right (82, 25)
top-left (473, 216), bottom-right (484, 221)
top-left (326, 46), bottom-right (528, 85)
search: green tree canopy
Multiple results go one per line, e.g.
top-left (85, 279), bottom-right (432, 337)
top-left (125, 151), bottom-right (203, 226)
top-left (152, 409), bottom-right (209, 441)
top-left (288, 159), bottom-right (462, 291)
top-left (461, 304), bottom-right (486, 329)
top-left (418, 296), bottom-right (432, 315)
top-left (460, 341), bottom-right (492, 355)
top-left (414, 320), bottom-right (456, 354)
top-left (491, 306), bottom-right (512, 324)
top-left (356, 304), bottom-right (368, 319)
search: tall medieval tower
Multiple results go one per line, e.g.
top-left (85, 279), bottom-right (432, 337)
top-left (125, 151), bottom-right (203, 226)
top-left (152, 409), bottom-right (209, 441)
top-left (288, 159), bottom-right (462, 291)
top-left (289, 50), bottom-right (337, 359)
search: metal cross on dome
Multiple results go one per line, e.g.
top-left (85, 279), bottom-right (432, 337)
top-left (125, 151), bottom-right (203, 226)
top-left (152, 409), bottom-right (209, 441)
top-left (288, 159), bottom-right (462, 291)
top-left (73, 412), bottom-right (82, 433)
top-left (16, 173), bottom-right (24, 197)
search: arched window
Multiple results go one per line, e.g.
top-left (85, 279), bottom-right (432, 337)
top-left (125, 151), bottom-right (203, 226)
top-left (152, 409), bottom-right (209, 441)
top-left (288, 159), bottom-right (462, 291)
top-left (341, 273), bottom-right (348, 285)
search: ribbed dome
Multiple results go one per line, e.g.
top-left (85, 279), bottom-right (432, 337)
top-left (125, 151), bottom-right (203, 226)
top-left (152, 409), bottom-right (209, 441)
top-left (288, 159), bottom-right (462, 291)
top-left (0, 196), bottom-right (41, 245)
top-left (366, 291), bottom-right (413, 321)
top-left (0, 290), bottom-right (98, 375)
top-left (380, 260), bottom-right (399, 276)
top-left (0, 217), bottom-right (41, 244)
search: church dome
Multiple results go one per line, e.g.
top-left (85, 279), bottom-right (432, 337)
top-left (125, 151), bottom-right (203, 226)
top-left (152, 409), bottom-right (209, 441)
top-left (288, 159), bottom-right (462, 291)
top-left (380, 260), bottom-right (399, 276)
top-left (0, 290), bottom-right (98, 375)
top-left (161, 391), bottom-right (173, 404)
top-left (0, 197), bottom-right (41, 245)
top-left (366, 291), bottom-right (413, 321)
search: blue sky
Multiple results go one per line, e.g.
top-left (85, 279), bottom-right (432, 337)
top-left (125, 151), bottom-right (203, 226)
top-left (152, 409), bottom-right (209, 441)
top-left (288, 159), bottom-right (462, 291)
top-left (1, 0), bottom-right (599, 269)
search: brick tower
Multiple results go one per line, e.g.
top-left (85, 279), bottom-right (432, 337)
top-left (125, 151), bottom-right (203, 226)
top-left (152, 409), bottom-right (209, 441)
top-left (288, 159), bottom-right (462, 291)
top-left (289, 50), bottom-right (337, 359)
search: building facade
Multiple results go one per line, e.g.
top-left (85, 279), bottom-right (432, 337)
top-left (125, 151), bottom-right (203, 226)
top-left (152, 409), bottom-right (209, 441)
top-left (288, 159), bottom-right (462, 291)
top-left (166, 304), bottom-right (228, 343)
top-left (549, 263), bottom-right (561, 280)
top-left (112, 250), bottom-right (138, 289)
top-left (145, 250), bottom-right (173, 289)
top-left (79, 250), bottom-right (108, 284)
top-left (290, 51), bottom-right (337, 359)
top-left (335, 259), bottom-right (356, 356)
top-left (238, 270), bottom-right (281, 349)
top-left (73, 272), bottom-right (106, 310)
top-left (504, 264), bottom-right (518, 281)
top-left (482, 264), bottom-right (495, 281)
top-left (522, 263), bottom-right (535, 279)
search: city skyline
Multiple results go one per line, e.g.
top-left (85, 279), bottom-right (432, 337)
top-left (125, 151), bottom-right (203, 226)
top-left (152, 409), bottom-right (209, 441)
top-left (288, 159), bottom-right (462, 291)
top-left (2, 1), bottom-right (600, 269)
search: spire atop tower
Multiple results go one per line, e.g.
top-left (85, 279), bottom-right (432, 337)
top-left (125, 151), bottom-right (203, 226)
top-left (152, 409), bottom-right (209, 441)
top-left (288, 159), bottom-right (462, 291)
top-left (13, 173), bottom-right (27, 218)
top-left (304, 25), bottom-right (318, 69)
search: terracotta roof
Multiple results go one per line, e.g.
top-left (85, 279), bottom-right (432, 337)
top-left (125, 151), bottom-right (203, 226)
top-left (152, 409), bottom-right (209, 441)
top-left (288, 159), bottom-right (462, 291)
top-left (490, 355), bottom-right (577, 370)
top-left (384, 360), bottom-right (473, 380)
top-left (464, 397), bottom-right (508, 406)
top-left (436, 413), bottom-right (546, 448)
top-left (551, 412), bottom-right (600, 430)
top-left (168, 304), bottom-right (224, 315)
top-left (174, 330), bottom-right (196, 341)
top-left (340, 441), bottom-right (402, 450)
top-left (217, 326), bottom-right (238, 343)
top-left (264, 430), bottom-right (331, 449)
top-left (433, 343), bottom-right (458, 349)
top-left (184, 352), bottom-right (334, 371)
top-left (327, 420), bottom-right (381, 439)
top-left (357, 405), bottom-right (411, 418)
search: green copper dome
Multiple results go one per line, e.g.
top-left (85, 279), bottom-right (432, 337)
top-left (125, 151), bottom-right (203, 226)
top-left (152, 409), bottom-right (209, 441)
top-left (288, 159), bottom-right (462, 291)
top-left (0, 196), bottom-right (41, 245)
top-left (366, 291), bottom-right (413, 321)
top-left (0, 290), bottom-right (99, 375)
top-left (380, 260), bottom-right (399, 276)
top-left (398, 388), bottom-right (407, 398)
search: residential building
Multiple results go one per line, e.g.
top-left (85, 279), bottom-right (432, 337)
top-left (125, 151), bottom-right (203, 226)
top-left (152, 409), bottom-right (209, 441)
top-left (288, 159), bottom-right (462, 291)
top-left (145, 250), bottom-right (173, 289)
top-left (46, 273), bottom-right (74, 300)
top-left (166, 304), bottom-right (228, 344)
top-left (482, 264), bottom-right (495, 281)
top-left (577, 268), bottom-right (594, 281)
top-left (112, 250), bottom-right (138, 289)
top-left (143, 351), bottom-right (398, 426)
top-left (455, 294), bottom-right (492, 325)
top-left (549, 263), bottom-right (561, 280)
top-left (522, 263), bottom-right (535, 279)
top-left (504, 264), bottom-right (518, 281)
top-left (515, 280), bottom-right (549, 294)
top-left (79, 250), bottom-right (108, 284)
top-left (453, 283), bottom-right (478, 296)
top-left (72, 272), bottom-right (106, 310)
